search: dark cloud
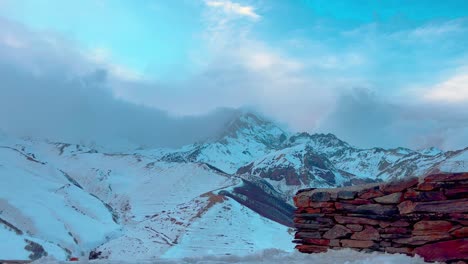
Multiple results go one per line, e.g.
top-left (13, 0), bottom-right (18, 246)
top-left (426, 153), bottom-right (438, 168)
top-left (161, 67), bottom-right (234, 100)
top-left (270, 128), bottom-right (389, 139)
top-left (0, 18), bottom-right (238, 149)
top-left (318, 88), bottom-right (468, 150)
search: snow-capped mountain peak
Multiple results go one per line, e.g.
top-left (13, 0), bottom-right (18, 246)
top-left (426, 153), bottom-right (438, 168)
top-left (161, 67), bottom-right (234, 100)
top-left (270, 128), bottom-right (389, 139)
top-left (217, 112), bottom-right (288, 148)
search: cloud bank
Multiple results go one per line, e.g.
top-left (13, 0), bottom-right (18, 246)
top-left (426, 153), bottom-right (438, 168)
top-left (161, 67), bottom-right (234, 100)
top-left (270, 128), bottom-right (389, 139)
top-left (1, 7), bottom-right (468, 151)
top-left (318, 89), bottom-right (468, 150)
top-left (0, 17), bottom-right (238, 149)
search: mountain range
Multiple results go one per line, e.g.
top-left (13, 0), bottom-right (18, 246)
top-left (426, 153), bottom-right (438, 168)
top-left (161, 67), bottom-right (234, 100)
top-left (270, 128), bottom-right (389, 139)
top-left (0, 112), bottom-right (466, 261)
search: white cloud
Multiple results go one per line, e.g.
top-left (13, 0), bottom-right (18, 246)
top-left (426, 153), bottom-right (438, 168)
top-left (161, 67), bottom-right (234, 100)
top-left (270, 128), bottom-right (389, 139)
top-left (424, 71), bottom-right (468, 102)
top-left (205, 0), bottom-right (260, 20)
top-left (410, 20), bottom-right (465, 38)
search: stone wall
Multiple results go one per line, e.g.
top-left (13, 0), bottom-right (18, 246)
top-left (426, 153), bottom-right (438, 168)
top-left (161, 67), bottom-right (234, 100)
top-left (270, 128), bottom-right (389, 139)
top-left (293, 173), bottom-right (468, 263)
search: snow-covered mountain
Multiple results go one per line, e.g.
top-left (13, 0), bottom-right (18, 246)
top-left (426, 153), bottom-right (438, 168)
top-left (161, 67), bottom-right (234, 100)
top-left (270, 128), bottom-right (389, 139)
top-left (0, 112), bottom-right (466, 261)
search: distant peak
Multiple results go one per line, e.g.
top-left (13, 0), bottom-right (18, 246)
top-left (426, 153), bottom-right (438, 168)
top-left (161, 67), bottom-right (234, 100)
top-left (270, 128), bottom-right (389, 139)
top-left (222, 111), bottom-right (280, 133)
top-left (418, 147), bottom-right (443, 156)
top-left (289, 132), bottom-right (348, 148)
top-left (234, 111), bottom-right (271, 125)
top-left (213, 111), bottom-right (288, 147)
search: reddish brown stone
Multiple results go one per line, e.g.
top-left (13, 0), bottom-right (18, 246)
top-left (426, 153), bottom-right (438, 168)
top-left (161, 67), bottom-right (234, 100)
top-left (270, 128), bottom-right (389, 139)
top-left (304, 207), bottom-right (322, 214)
top-left (398, 200), bottom-right (416, 214)
top-left (452, 227), bottom-right (468, 238)
top-left (404, 189), bottom-right (419, 199)
top-left (341, 239), bottom-right (375, 248)
top-left (413, 198), bottom-right (468, 213)
top-left (335, 202), bottom-right (357, 211)
top-left (394, 234), bottom-right (452, 245)
top-left (323, 225), bottom-right (352, 239)
top-left (454, 220), bottom-right (468, 226)
top-left (405, 190), bottom-right (447, 202)
top-left (316, 217), bottom-right (335, 225)
top-left (347, 224), bottom-right (363, 232)
top-left (381, 177), bottom-right (419, 193)
top-left (414, 239), bottom-right (468, 262)
top-left (294, 195), bottom-right (310, 207)
top-left (417, 182), bottom-right (436, 191)
top-left (295, 231), bottom-right (321, 239)
top-left (309, 201), bottom-right (335, 208)
top-left (310, 191), bottom-right (331, 202)
top-left (390, 220), bottom-right (410, 227)
top-left (380, 241), bottom-right (391, 247)
top-left (305, 207), bottom-right (321, 215)
top-left (334, 216), bottom-right (379, 226)
top-left (329, 239), bottom-right (340, 247)
top-left (424, 172), bottom-right (468, 182)
top-left (303, 238), bottom-right (330, 246)
top-left (450, 213), bottom-right (468, 220)
top-left (351, 226), bottom-right (380, 241)
top-left (413, 220), bottom-right (453, 233)
top-left (295, 244), bottom-right (328, 253)
top-left (445, 188), bottom-right (468, 199)
top-left (352, 204), bottom-right (399, 216)
top-left (385, 247), bottom-right (414, 255)
top-left (374, 192), bottom-right (403, 204)
top-left (321, 208), bottom-right (336, 213)
top-left (359, 189), bottom-right (384, 199)
top-left (339, 199), bottom-right (372, 205)
top-left (379, 222), bottom-right (391, 228)
top-left (294, 222), bottom-right (332, 230)
top-left (383, 227), bottom-right (409, 234)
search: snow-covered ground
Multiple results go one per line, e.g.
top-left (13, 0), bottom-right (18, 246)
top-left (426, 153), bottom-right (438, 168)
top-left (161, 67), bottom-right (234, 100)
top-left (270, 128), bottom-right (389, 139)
top-left (32, 249), bottom-right (430, 264)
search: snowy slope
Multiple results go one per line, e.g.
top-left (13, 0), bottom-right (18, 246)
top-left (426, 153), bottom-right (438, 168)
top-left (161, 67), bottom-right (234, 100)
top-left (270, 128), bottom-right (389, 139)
top-left (0, 144), bottom-right (119, 260)
top-left (0, 133), bottom-right (291, 261)
top-left (1, 112), bottom-right (467, 261)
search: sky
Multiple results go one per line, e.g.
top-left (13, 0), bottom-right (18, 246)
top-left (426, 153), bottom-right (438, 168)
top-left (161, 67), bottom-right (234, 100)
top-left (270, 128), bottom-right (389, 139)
top-left (1, 0), bottom-right (468, 150)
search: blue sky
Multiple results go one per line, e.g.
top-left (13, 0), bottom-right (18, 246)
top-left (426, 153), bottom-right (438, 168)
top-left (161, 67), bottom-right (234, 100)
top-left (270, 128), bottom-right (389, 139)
top-left (1, 0), bottom-right (468, 149)
top-left (2, 0), bottom-right (468, 83)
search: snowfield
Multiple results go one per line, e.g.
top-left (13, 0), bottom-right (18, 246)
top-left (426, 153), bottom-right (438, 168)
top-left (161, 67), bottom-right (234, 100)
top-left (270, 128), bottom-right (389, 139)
top-left (32, 249), bottom-right (430, 264)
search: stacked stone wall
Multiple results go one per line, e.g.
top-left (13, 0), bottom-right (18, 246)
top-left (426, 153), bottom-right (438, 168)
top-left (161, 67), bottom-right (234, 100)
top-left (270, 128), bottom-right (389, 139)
top-left (293, 173), bottom-right (468, 263)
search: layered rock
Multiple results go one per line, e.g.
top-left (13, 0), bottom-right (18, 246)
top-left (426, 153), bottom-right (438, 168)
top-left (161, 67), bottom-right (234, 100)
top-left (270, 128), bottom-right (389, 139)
top-left (293, 172), bottom-right (468, 263)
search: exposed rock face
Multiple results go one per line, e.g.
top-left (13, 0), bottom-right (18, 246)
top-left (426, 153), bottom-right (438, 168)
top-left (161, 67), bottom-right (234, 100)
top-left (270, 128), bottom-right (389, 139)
top-left (24, 239), bottom-right (47, 260)
top-left (293, 172), bottom-right (468, 263)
